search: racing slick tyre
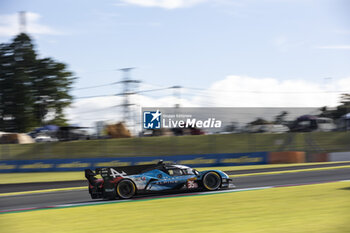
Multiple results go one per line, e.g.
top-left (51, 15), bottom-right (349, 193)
top-left (116, 179), bottom-right (136, 199)
top-left (202, 172), bottom-right (221, 191)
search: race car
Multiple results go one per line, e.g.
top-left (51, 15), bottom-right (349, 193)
top-left (85, 161), bottom-right (235, 199)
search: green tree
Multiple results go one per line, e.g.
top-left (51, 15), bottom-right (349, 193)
top-left (249, 118), bottom-right (271, 125)
top-left (274, 111), bottom-right (288, 124)
top-left (319, 93), bottom-right (350, 119)
top-left (0, 33), bottom-right (75, 132)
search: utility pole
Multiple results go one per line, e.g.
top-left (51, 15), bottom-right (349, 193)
top-left (19, 11), bottom-right (26, 33)
top-left (118, 68), bottom-right (140, 134)
top-left (170, 85), bottom-right (182, 118)
top-left (171, 85), bottom-right (182, 108)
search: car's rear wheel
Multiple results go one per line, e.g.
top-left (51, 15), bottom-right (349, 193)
top-left (202, 172), bottom-right (221, 191)
top-left (116, 179), bottom-right (136, 199)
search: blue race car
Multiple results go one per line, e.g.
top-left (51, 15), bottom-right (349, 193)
top-left (85, 161), bottom-right (235, 199)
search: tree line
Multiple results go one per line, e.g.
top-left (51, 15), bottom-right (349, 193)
top-left (0, 33), bottom-right (75, 132)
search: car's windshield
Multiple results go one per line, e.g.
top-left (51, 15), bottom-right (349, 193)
top-left (168, 169), bottom-right (183, 176)
top-left (182, 168), bottom-right (195, 175)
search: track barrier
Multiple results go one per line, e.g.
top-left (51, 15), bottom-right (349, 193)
top-left (0, 152), bottom-right (268, 173)
top-left (268, 151), bottom-right (305, 164)
top-left (1, 151), bottom-right (349, 173)
top-left (308, 153), bottom-right (329, 162)
top-left (329, 152), bottom-right (350, 162)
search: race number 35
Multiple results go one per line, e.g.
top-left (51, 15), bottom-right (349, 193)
top-left (187, 180), bottom-right (198, 189)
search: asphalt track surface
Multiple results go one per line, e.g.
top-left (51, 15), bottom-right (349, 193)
top-left (2, 162), bottom-right (350, 194)
top-left (1, 165), bottom-right (350, 212)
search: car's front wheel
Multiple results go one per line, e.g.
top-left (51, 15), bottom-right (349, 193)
top-left (202, 172), bottom-right (221, 191)
top-left (116, 179), bottom-right (136, 199)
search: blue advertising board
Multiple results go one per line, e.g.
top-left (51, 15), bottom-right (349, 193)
top-left (0, 152), bottom-right (268, 173)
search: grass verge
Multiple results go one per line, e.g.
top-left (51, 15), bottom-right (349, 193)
top-left (1, 132), bottom-right (350, 160)
top-left (196, 161), bottom-right (350, 172)
top-left (0, 187), bottom-right (86, 197)
top-left (1, 181), bottom-right (350, 233)
top-left (0, 171), bottom-right (86, 184)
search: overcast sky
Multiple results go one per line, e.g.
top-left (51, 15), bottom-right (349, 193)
top-left (1, 0), bottom-right (350, 127)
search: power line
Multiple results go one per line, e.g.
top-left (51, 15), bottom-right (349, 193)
top-left (77, 69), bottom-right (116, 74)
top-left (73, 81), bottom-right (350, 100)
top-left (140, 83), bottom-right (350, 95)
top-left (67, 106), bottom-right (117, 114)
top-left (74, 82), bottom-right (121, 91)
top-left (19, 11), bottom-right (26, 33)
top-left (74, 94), bottom-right (115, 99)
top-left (183, 87), bottom-right (350, 94)
top-left (74, 85), bottom-right (181, 99)
top-left (138, 87), bottom-right (173, 93)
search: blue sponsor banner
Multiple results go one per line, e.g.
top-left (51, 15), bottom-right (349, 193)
top-left (0, 152), bottom-right (268, 173)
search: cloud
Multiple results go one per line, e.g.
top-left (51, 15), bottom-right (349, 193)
top-left (65, 91), bottom-right (197, 128)
top-left (0, 12), bottom-right (60, 37)
top-left (204, 75), bottom-right (348, 107)
top-left (316, 45), bottom-right (350, 50)
top-left (118, 0), bottom-right (207, 9)
top-left (66, 75), bottom-right (350, 128)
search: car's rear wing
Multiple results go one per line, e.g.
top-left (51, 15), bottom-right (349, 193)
top-left (85, 167), bottom-right (118, 186)
top-left (85, 161), bottom-right (167, 183)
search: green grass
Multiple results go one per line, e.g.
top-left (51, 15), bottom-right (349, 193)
top-left (0, 132), bottom-right (349, 160)
top-left (197, 161), bottom-right (350, 171)
top-left (1, 181), bottom-right (350, 233)
top-left (0, 171), bottom-right (87, 184)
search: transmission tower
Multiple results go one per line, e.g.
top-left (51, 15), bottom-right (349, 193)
top-left (171, 85), bottom-right (182, 108)
top-left (19, 11), bottom-right (26, 33)
top-left (118, 68), bottom-right (140, 133)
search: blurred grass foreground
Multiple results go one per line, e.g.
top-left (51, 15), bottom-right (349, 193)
top-left (1, 181), bottom-right (350, 233)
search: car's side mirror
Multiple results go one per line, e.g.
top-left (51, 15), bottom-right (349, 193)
top-left (193, 169), bottom-right (199, 176)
